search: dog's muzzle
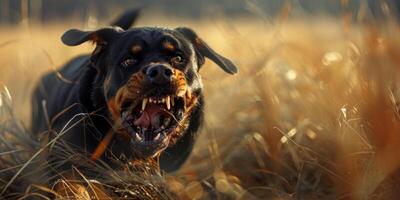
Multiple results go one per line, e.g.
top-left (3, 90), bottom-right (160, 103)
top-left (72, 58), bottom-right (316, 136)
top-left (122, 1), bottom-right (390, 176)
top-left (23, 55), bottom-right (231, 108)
top-left (107, 67), bottom-right (198, 158)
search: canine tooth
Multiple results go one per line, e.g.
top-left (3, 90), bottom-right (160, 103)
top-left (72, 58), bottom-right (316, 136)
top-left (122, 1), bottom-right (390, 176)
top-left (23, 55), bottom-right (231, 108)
top-left (186, 89), bottom-right (192, 99)
top-left (177, 90), bottom-right (186, 97)
top-left (166, 96), bottom-right (171, 110)
top-left (136, 133), bottom-right (142, 141)
top-left (154, 133), bottom-right (161, 140)
top-left (142, 98), bottom-right (148, 110)
top-left (183, 97), bottom-right (187, 111)
top-left (171, 97), bottom-right (175, 106)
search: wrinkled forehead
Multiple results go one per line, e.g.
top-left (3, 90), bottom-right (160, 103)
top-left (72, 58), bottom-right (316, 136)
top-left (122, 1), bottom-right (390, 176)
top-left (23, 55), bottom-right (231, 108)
top-left (114, 28), bottom-right (192, 54)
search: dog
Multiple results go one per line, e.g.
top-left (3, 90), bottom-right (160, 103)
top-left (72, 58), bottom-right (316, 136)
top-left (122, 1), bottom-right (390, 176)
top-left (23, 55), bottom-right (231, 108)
top-left (31, 10), bottom-right (238, 174)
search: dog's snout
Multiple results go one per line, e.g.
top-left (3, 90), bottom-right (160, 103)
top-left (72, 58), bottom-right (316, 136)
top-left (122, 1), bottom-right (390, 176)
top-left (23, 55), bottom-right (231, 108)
top-left (146, 65), bottom-right (173, 85)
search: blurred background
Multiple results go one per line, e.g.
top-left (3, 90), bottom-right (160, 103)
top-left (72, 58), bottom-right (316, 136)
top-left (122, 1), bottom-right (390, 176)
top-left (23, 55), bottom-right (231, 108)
top-left (1, 0), bottom-right (400, 199)
top-left (0, 0), bottom-right (399, 25)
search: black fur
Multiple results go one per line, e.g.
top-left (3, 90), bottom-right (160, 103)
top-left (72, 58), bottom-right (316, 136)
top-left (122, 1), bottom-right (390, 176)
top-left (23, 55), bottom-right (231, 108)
top-left (31, 10), bottom-right (237, 175)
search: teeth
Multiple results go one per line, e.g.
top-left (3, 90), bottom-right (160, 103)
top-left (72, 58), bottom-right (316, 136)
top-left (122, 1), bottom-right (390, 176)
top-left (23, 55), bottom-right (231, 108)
top-left (166, 96), bottom-right (171, 110)
top-left (154, 133), bottom-right (161, 140)
top-left (142, 98), bottom-right (148, 110)
top-left (136, 133), bottom-right (142, 141)
top-left (183, 97), bottom-right (187, 111)
top-left (177, 89), bottom-right (186, 97)
top-left (144, 96), bottom-right (175, 109)
top-left (186, 89), bottom-right (192, 99)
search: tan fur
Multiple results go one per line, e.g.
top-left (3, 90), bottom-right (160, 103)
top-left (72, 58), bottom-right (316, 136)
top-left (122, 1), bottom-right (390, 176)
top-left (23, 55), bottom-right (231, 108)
top-left (163, 41), bottom-right (175, 51)
top-left (105, 68), bottom-right (198, 148)
top-left (131, 45), bottom-right (142, 54)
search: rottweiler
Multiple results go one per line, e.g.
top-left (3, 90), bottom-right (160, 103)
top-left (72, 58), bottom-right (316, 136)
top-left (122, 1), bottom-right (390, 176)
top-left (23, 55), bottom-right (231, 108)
top-left (31, 10), bottom-right (238, 173)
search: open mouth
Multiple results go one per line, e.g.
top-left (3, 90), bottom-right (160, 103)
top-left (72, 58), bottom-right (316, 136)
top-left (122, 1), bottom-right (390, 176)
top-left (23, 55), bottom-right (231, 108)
top-left (120, 93), bottom-right (189, 155)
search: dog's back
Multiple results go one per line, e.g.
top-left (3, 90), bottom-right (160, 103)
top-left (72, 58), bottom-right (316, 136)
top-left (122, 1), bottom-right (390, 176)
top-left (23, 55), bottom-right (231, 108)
top-left (31, 55), bottom-right (89, 134)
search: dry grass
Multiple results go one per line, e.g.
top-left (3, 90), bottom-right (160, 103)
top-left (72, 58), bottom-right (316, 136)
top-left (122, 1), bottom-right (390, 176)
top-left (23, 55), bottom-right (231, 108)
top-left (1, 4), bottom-right (400, 199)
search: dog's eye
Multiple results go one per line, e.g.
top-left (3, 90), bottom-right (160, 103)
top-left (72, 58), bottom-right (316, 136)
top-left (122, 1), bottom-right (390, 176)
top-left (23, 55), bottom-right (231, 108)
top-left (121, 58), bottom-right (138, 68)
top-left (171, 55), bottom-right (184, 65)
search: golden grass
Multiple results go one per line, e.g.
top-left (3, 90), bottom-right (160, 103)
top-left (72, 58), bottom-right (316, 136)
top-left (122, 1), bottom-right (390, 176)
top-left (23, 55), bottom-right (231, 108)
top-left (1, 12), bottom-right (400, 199)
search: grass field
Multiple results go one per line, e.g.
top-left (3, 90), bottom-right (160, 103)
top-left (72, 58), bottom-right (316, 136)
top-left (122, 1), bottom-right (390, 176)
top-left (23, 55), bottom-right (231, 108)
top-left (1, 8), bottom-right (400, 199)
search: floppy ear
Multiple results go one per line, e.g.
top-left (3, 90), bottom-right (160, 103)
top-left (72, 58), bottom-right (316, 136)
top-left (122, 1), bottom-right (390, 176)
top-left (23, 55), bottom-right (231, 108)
top-left (176, 27), bottom-right (238, 75)
top-left (110, 8), bottom-right (140, 30)
top-left (61, 27), bottom-right (122, 46)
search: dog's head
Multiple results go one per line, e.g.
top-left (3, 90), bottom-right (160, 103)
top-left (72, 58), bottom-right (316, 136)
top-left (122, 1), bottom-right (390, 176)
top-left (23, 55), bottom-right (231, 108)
top-left (61, 25), bottom-right (237, 159)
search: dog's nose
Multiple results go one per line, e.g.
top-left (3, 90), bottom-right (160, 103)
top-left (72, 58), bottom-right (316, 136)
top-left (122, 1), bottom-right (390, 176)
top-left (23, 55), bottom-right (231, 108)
top-left (146, 65), bottom-right (173, 85)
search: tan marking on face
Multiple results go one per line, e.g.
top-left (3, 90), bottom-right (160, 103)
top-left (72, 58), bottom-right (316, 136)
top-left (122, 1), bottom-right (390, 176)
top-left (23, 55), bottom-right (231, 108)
top-left (126, 72), bottom-right (146, 93)
top-left (107, 97), bottom-right (121, 121)
top-left (106, 72), bottom-right (147, 121)
top-left (106, 68), bottom-right (197, 146)
top-left (163, 41), bottom-right (175, 51)
top-left (171, 69), bottom-right (188, 97)
top-left (131, 45), bottom-right (142, 54)
top-left (169, 92), bottom-right (198, 144)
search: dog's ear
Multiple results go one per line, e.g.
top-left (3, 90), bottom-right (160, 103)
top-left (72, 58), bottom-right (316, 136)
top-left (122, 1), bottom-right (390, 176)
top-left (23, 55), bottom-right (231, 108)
top-left (176, 27), bottom-right (238, 75)
top-left (61, 27), bottom-right (122, 46)
top-left (110, 8), bottom-right (140, 30)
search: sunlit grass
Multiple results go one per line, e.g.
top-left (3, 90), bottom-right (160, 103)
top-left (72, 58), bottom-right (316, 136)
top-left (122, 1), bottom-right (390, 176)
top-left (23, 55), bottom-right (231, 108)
top-left (1, 11), bottom-right (400, 199)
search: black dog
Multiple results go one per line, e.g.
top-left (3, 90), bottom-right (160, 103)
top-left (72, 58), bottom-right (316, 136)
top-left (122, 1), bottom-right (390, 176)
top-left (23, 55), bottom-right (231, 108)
top-left (31, 10), bottom-right (238, 173)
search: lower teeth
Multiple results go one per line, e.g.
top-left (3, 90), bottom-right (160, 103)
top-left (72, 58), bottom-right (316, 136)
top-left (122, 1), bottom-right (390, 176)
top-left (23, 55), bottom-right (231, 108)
top-left (135, 133), bottom-right (143, 141)
top-left (128, 113), bottom-right (174, 142)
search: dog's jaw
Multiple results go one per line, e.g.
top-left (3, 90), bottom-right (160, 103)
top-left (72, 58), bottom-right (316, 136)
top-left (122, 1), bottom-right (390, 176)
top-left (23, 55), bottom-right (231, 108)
top-left (105, 68), bottom-right (199, 159)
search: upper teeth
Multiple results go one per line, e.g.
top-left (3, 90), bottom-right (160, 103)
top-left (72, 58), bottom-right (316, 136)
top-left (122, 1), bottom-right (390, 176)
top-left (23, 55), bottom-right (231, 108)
top-left (177, 88), bottom-right (192, 98)
top-left (142, 98), bottom-right (148, 110)
top-left (142, 96), bottom-right (172, 110)
top-left (186, 89), bottom-right (192, 99)
top-left (166, 96), bottom-right (171, 110)
top-left (136, 133), bottom-right (143, 141)
top-left (154, 133), bottom-right (161, 140)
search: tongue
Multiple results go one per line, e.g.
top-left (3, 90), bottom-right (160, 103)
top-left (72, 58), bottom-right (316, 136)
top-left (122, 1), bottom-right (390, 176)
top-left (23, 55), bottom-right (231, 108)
top-left (134, 104), bottom-right (163, 129)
